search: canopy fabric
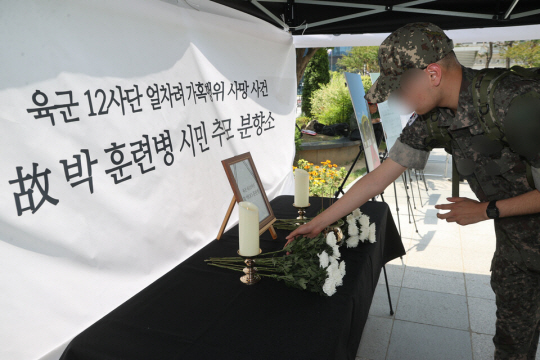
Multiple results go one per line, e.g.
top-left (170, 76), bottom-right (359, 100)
top-left (292, 24), bottom-right (540, 47)
top-left (210, 0), bottom-right (540, 38)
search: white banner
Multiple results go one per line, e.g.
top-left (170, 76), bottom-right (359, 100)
top-left (0, 1), bottom-right (296, 359)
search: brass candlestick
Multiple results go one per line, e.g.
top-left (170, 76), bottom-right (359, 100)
top-left (292, 203), bottom-right (310, 223)
top-left (323, 226), bottom-right (344, 244)
top-left (237, 249), bottom-right (262, 285)
top-left (322, 218), bottom-right (345, 244)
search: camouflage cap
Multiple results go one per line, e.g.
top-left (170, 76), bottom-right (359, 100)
top-left (365, 22), bottom-right (454, 103)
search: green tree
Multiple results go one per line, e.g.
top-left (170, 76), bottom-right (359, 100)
top-left (336, 46), bottom-right (379, 74)
top-left (296, 48), bottom-right (320, 85)
top-left (475, 41), bottom-right (515, 68)
top-left (361, 75), bottom-right (372, 94)
top-left (500, 40), bottom-right (540, 68)
top-left (301, 48), bottom-right (330, 117)
top-left (310, 71), bottom-right (354, 126)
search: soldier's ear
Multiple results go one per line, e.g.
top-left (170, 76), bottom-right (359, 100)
top-left (425, 63), bottom-right (442, 87)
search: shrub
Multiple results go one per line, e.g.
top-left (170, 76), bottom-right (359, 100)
top-left (310, 71), bottom-right (354, 126)
top-left (295, 127), bottom-right (303, 153)
top-left (296, 116), bottom-right (311, 129)
top-left (361, 75), bottom-right (372, 94)
top-left (301, 49), bottom-right (330, 117)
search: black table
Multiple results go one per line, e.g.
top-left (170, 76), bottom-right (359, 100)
top-left (60, 195), bottom-right (405, 360)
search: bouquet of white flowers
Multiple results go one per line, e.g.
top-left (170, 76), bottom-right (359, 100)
top-left (342, 208), bottom-right (377, 248)
top-left (206, 208), bottom-right (376, 297)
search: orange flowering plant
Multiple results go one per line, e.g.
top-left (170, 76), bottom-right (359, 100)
top-left (294, 159), bottom-right (347, 197)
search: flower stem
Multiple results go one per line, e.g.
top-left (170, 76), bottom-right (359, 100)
top-left (207, 260), bottom-right (285, 274)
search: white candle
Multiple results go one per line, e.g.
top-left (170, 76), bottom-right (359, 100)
top-left (238, 201), bottom-right (259, 256)
top-left (294, 168), bottom-right (310, 207)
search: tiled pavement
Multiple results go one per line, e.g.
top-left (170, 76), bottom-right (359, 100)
top-left (352, 149), bottom-right (540, 360)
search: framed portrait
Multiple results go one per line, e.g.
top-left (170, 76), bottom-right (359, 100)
top-left (218, 152), bottom-right (276, 239)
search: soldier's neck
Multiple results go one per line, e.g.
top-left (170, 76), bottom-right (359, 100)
top-left (437, 66), bottom-right (463, 114)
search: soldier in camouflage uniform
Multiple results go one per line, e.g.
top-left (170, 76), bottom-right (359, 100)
top-left (287, 22), bottom-right (540, 359)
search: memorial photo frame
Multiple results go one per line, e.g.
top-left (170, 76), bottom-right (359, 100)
top-left (345, 71), bottom-right (381, 173)
top-left (217, 152), bottom-right (277, 240)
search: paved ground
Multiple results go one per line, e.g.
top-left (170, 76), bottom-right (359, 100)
top-left (351, 148), bottom-right (540, 360)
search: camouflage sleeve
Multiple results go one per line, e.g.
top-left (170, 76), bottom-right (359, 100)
top-left (388, 115), bottom-right (431, 169)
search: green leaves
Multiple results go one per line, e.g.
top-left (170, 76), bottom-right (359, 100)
top-left (273, 218), bottom-right (310, 231)
top-left (310, 71), bottom-right (354, 126)
top-left (205, 232), bottom-right (337, 296)
top-left (336, 46), bottom-right (380, 74)
top-left (302, 48), bottom-right (331, 117)
top-left (206, 209), bottom-right (369, 297)
top-left (498, 40), bottom-right (540, 68)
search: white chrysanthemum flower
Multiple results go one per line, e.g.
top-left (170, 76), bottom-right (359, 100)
top-left (333, 273), bottom-right (343, 287)
top-left (368, 223), bottom-right (377, 243)
top-left (339, 261), bottom-right (346, 277)
top-left (332, 266), bottom-right (343, 287)
top-left (328, 259), bottom-right (342, 287)
top-left (323, 261), bottom-right (339, 295)
top-left (323, 277), bottom-right (337, 296)
top-left (359, 229), bottom-right (368, 242)
top-left (352, 208), bottom-right (362, 219)
top-left (359, 215), bottom-right (370, 242)
top-left (331, 244), bottom-right (341, 260)
top-left (348, 223), bottom-right (359, 236)
top-left (326, 231), bottom-right (337, 247)
top-left (359, 214), bottom-right (370, 229)
top-left (346, 214), bottom-right (355, 223)
top-left (318, 251), bottom-right (329, 268)
top-left (346, 235), bottom-right (360, 248)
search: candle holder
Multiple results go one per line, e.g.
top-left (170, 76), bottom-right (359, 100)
top-left (324, 226), bottom-right (344, 244)
top-left (237, 249), bottom-right (262, 285)
top-left (322, 219), bottom-right (345, 244)
top-left (292, 203), bottom-right (310, 223)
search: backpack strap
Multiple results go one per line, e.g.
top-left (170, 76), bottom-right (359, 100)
top-left (472, 67), bottom-right (537, 190)
top-left (424, 109), bottom-right (452, 152)
top-left (472, 68), bottom-right (510, 143)
top-left (510, 65), bottom-right (540, 79)
top-left (473, 66), bottom-right (540, 143)
top-left (452, 156), bottom-right (460, 198)
top-left (509, 66), bottom-right (540, 190)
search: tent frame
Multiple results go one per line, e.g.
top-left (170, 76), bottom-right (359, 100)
top-left (249, 0), bottom-right (539, 32)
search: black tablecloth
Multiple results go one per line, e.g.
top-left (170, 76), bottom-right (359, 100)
top-left (60, 195), bottom-right (405, 360)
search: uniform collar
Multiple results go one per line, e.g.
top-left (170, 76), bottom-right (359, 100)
top-left (437, 65), bottom-right (479, 129)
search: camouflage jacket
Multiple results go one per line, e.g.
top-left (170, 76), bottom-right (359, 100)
top-left (388, 65), bottom-right (540, 272)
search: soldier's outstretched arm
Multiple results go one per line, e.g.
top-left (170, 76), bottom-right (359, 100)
top-left (284, 158), bottom-right (407, 246)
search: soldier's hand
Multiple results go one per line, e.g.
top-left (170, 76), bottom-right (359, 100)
top-left (284, 221), bottom-right (324, 249)
top-left (435, 197), bottom-right (489, 225)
